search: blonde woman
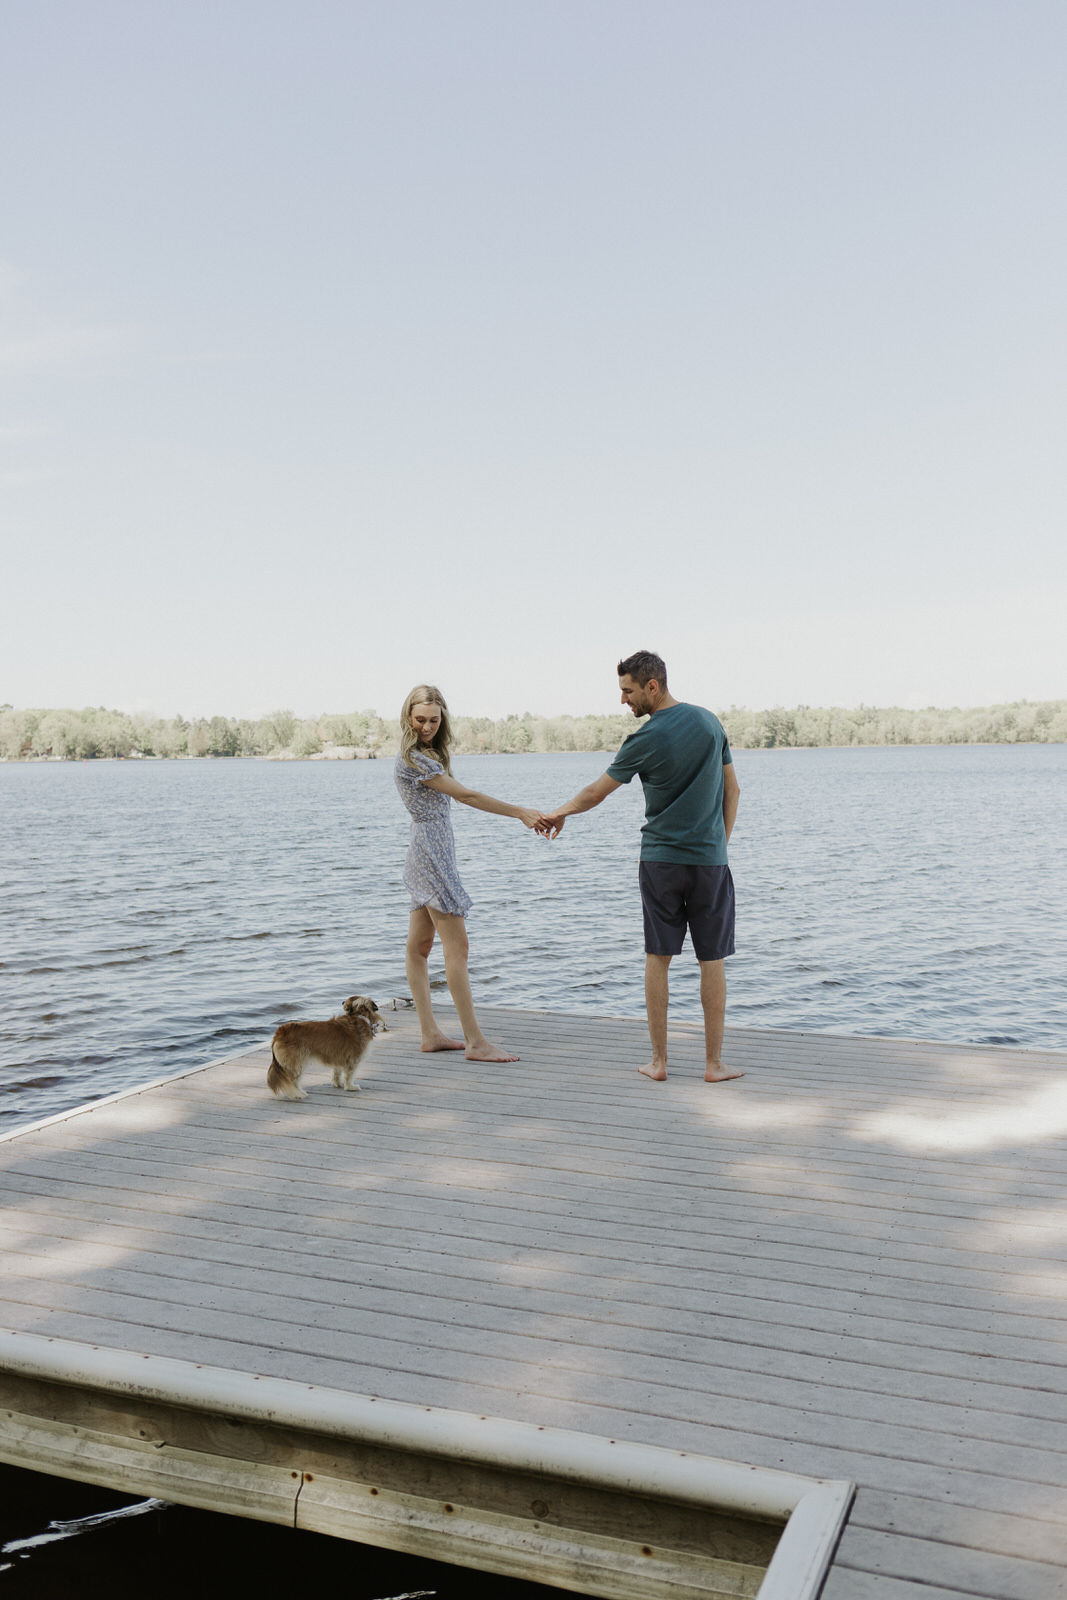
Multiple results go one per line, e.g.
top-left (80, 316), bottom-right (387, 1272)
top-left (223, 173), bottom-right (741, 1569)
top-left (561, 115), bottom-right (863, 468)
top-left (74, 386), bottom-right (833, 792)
top-left (395, 685), bottom-right (545, 1062)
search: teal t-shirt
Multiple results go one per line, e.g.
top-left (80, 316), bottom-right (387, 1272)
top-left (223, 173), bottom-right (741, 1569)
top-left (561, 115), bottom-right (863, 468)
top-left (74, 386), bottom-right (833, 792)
top-left (606, 702), bottom-right (733, 864)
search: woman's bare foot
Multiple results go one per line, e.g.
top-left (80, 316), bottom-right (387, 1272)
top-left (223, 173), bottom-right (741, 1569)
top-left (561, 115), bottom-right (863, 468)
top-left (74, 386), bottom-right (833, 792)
top-left (639, 1061), bottom-right (668, 1081)
top-left (466, 1041), bottom-right (519, 1062)
top-left (705, 1063), bottom-right (744, 1082)
top-left (421, 1034), bottom-right (467, 1052)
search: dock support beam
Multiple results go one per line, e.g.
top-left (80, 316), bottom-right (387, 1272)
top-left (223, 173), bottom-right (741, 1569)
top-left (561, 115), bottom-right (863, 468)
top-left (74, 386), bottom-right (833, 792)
top-left (0, 1330), bottom-right (852, 1600)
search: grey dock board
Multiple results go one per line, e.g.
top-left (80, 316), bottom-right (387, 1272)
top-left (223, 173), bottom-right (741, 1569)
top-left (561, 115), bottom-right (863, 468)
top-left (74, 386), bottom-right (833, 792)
top-left (2, 1009), bottom-right (1067, 1598)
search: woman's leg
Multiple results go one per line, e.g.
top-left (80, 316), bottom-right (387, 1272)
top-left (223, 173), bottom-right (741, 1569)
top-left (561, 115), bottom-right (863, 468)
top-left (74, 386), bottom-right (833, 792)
top-left (427, 909), bottom-right (519, 1062)
top-left (406, 908), bottom-right (465, 1052)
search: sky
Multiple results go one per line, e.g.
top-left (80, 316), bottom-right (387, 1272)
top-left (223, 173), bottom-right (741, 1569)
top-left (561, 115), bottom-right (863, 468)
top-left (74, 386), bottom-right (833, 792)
top-left (1, 0), bottom-right (1065, 719)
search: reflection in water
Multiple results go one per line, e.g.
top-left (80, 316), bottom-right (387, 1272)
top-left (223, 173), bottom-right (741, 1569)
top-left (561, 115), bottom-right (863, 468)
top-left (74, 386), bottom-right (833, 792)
top-left (1, 1495), bottom-right (169, 1555)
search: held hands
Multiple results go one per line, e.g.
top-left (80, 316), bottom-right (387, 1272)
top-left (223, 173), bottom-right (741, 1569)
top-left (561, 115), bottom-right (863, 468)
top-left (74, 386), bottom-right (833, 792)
top-left (537, 810), bottom-right (566, 839)
top-left (514, 806), bottom-right (564, 837)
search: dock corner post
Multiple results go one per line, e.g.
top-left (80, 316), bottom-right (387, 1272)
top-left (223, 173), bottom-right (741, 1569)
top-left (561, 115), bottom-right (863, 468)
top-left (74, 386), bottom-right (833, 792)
top-left (756, 1480), bottom-right (856, 1600)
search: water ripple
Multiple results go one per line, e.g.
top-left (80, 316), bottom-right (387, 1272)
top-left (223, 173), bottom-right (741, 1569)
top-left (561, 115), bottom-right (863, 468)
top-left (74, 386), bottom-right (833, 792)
top-left (1, 745), bottom-right (1064, 1129)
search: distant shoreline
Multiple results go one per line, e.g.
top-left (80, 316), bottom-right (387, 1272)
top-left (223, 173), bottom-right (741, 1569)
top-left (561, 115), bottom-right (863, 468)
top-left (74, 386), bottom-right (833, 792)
top-left (2, 697), bottom-right (1064, 761)
top-left (3, 742), bottom-right (1065, 766)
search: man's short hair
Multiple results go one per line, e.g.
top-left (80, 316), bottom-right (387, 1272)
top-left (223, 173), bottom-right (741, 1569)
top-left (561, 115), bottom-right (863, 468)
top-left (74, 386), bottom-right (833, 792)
top-left (617, 650), bottom-right (667, 689)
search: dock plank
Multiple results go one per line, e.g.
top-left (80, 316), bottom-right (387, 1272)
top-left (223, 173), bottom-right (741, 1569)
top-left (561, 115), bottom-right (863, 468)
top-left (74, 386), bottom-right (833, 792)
top-left (831, 1525), bottom-right (1066, 1600)
top-left (3, 1007), bottom-right (1067, 1599)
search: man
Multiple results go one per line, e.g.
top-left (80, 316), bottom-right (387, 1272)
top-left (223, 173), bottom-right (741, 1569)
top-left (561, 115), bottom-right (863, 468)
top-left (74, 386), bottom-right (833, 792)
top-left (543, 651), bottom-right (742, 1084)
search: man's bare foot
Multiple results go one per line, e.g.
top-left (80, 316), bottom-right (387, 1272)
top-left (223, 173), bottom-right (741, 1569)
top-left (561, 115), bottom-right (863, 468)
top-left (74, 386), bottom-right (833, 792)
top-left (466, 1042), bottom-right (520, 1062)
top-left (420, 1034), bottom-right (467, 1052)
top-left (705, 1063), bottom-right (744, 1082)
top-left (639, 1061), bottom-right (668, 1081)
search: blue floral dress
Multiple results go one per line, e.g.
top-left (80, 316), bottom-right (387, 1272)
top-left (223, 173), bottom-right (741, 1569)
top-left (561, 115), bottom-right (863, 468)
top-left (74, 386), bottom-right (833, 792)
top-left (394, 751), bottom-right (473, 917)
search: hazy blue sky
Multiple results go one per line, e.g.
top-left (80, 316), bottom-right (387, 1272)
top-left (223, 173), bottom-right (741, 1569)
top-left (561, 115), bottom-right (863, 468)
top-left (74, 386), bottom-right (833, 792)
top-left (2, 1), bottom-right (1064, 718)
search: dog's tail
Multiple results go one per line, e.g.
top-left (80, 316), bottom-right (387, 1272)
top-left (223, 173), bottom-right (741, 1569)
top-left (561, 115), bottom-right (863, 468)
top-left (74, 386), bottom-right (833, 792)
top-left (267, 1048), bottom-right (292, 1099)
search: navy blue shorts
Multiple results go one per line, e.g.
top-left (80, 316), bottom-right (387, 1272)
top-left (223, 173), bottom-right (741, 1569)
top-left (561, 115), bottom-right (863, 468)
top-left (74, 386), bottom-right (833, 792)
top-left (639, 862), bottom-right (735, 961)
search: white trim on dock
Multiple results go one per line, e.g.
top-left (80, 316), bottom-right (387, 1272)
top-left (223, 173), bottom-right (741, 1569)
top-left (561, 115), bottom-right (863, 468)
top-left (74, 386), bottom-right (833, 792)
top-left (0, 1329), bottom-right (852, 1600)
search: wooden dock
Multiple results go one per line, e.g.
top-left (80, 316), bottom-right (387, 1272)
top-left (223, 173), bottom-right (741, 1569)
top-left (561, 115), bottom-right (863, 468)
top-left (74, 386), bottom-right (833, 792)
top-left (1, 1007), bottom-right (1066, 1599)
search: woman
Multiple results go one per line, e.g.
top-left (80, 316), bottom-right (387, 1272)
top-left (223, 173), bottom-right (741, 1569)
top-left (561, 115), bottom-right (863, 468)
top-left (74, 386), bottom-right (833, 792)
top-left (395, 685), bottom-right (544, 1062)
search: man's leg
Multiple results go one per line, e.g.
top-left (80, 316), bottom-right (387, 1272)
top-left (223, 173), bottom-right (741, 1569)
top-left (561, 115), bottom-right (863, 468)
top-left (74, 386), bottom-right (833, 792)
top-left (640, 953), bottom-right (673, 1080)
top-left (405, 908), bottom-right (465, 1052)
top-left (698, 958), bottom-right (743, 1083)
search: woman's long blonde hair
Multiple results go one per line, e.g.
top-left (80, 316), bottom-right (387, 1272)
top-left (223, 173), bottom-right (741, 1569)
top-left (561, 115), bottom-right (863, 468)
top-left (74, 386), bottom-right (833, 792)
top-left (399, 684), bottom-right (454, 773)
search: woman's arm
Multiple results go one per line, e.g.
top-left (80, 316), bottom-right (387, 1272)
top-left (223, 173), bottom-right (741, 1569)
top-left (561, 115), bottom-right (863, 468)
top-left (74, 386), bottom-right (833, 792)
top-left (424, 772), bottom-right (544, 830)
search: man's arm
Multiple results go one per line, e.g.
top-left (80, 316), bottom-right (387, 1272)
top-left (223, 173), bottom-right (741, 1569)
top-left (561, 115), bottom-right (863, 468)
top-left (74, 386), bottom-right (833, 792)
top-left (723, 762), bottom-right (740, 843)
top-left (541, 772), bottom-right (622, 838)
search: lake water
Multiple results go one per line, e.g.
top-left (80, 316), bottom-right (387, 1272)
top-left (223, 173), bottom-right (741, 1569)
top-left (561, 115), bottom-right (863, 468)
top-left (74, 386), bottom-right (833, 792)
top-left (1, 742), bottom-right (1065, 1592)
top-left (2, 743), bottom-right (1066, 1137)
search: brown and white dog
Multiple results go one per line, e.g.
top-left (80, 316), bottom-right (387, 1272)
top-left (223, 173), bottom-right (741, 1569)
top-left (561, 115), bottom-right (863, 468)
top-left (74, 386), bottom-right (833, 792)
top-left (267, 995), bottom-right (385, 1101)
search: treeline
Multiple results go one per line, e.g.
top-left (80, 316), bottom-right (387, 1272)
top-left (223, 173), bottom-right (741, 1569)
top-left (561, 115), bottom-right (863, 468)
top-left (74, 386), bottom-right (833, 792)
top-left (0, 707), bottom-right (389, 762)
top-left (1, 699), bottom-right (1064, 761)
top-left (0, 705), bottom-right (633, 761)
top-left (718, 699), bottom-right (1067, 749)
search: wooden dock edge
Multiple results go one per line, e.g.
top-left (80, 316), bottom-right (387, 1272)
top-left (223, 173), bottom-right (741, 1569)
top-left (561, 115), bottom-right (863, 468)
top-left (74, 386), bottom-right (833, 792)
top-left (0, 1330), bottom-right (853, 1600)
top-left (0, 1041), bottom-right (274, 1148)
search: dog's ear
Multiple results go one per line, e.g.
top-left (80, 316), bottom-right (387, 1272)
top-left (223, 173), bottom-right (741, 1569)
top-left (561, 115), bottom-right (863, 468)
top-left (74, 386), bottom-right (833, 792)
top-left (342, 996), bottom-right (358, 1015)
